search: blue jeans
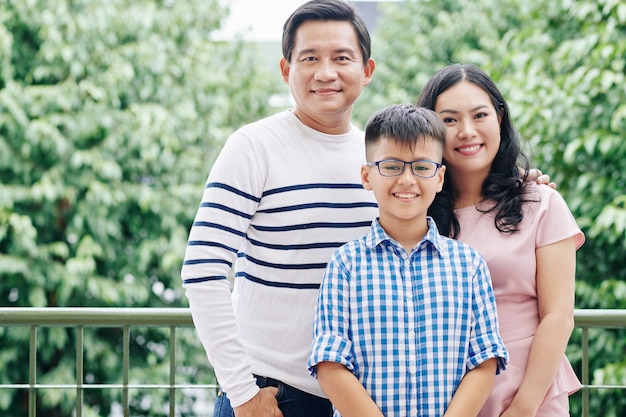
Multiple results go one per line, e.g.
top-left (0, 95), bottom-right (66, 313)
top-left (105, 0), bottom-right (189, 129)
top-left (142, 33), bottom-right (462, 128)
top-left (213, 375), bottom-right (333, 417)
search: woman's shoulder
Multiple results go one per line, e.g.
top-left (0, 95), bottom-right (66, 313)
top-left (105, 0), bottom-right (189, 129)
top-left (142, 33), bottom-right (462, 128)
top-left (524, 181), bottom-right (570, 209)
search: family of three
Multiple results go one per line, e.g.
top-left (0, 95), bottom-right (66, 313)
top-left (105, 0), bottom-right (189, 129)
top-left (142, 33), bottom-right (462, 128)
top-left (181, 1), bottom-right (584, 416)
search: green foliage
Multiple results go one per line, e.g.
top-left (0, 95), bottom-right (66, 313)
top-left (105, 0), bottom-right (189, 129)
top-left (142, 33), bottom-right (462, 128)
top-left (1, 0), bottom-right (624, 414)
top-left (354, 0), bottom-right (525, 123)
top-left (501, 0), bottom-right (626, 287)
top-left (362, 0), bottom-right (626, 415)
top-left (0, 0), bottom-right (283, 414)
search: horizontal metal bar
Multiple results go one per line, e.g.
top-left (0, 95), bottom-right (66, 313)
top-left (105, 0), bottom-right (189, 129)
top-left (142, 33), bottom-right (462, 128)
top-left (572, 309), bottom-right (626, 328)
top-left (1, 308), bottom-right (623, 327)
top-left (0, 308), bottom-right (194, 326)
top-left (0, 384), bottom-right (218, 389)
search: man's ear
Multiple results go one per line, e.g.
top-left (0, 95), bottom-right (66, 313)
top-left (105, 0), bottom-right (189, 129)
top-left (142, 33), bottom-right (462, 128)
top-left (280, 58), bottom-right (290, 84)
top-left (361, 165), bottom-right (372, 190)
top-left (362, 58), bottom-right (376, 86)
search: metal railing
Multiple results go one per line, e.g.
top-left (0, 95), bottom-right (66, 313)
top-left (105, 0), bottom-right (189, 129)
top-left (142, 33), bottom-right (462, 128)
top-left (0, 308), bottom-right (624, 417)
top-left (572, 309), bottom-right (626, 417)
top-left (0, 308), bottom-right (216, 417)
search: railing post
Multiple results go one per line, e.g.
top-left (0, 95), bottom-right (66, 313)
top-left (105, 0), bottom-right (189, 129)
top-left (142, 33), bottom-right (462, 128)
top-left (123, 325), bottom-right (130, 417)
top-left (582, 326), bottom-right (589, 417)
top-left (169, 325), bottom-right (176, 417)
top-left (29, 325), bottom-right (37, 417)
top-left (76, 325), bottom-right (84, 417)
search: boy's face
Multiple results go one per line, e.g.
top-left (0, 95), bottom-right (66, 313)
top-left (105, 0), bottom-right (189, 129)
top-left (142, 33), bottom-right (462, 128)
top-left (361, 137), bottom-right (445, 232)
top-left (279, 20), bottom-right (375, 134)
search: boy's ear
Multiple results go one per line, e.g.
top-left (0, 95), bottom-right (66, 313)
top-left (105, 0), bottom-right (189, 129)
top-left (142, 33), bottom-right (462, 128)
top-left (361, 165), bottom-right (373, 190)
top-left (436, 164), bottom-right (446, 192)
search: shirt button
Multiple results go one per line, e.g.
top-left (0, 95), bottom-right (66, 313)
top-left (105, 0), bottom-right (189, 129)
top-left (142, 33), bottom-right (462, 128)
top-left (411, 408), bottom-right (418, 416)
top-left (409, 331), bottom-right (416, 338)
top-left (409, 366), bottom-right (417, 374)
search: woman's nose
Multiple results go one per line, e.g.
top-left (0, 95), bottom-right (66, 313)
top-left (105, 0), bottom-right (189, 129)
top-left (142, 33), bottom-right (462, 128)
top-left (458, 119), bottom-right (476, 139)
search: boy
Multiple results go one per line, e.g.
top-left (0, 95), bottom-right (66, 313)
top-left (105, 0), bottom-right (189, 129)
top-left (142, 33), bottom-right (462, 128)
top-left (308, 104), bottom-right (508, 417)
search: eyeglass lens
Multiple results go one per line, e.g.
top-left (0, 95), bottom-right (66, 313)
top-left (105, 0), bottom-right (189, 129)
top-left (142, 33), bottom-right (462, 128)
top-left (378, 160), bottom-right (438, 178)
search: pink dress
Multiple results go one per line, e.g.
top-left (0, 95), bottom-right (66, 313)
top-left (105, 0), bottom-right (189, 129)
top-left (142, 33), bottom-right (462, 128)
top-left (456, 183), bottom-right (585, 417)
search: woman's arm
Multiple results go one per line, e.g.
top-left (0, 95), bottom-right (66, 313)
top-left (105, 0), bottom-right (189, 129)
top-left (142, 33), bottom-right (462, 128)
top-left (443, 359), bottom-right (497, 417)
top-left (502, 236), bottom-right (577, 416)
top-left (317, 361), bottom-right (384, 417)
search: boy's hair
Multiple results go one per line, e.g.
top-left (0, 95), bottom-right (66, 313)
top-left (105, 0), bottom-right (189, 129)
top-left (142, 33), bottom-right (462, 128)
top-left (364, 104), bottom-right (446, 161)
top-left (282, 0), bottom-right (371, 64)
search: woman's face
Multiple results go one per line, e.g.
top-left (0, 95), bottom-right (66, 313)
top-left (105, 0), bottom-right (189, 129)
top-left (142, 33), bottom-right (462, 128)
top-left (434, 81), bottom-right (501, 180)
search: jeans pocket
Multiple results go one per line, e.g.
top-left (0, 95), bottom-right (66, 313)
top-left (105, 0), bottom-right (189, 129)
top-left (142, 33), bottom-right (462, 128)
top-left (275, 381), bottom-right (285, 401)
top-left (212, 390), bottom-right (235, 417)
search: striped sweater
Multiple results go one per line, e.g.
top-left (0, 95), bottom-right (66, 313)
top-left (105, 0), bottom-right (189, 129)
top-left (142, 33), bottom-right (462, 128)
top-left (182, 110), bottom-right (378, 407)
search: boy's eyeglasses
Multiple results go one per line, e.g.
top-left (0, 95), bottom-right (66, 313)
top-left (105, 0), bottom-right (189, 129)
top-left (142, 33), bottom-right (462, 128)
top-left (367, 159), bottom-right (442, 178)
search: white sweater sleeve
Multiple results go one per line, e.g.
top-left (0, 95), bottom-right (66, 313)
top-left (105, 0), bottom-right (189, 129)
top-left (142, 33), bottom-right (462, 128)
top-left (182, 129), bottom-right (263, 407)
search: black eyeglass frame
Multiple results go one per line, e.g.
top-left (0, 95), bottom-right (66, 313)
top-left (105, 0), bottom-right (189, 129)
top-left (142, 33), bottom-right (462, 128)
top-left (366, 159), bottom-right (443, 178)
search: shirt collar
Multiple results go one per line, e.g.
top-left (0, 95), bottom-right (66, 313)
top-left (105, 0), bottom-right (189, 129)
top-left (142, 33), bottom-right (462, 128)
top-left (365, 217), bottom-right (446, 257)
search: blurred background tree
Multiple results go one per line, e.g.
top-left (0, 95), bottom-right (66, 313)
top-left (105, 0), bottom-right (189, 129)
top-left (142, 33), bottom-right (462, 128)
top-left (354, 0), bottom-right (625, 415)
top-left (1, 0), bottom-right (624, 415)
top-left (0, 0), bottom-right (283, 415)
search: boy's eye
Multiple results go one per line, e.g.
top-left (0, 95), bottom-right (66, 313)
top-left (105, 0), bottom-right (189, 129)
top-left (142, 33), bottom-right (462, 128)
top-left (380, 162), bottom-right (402, 172)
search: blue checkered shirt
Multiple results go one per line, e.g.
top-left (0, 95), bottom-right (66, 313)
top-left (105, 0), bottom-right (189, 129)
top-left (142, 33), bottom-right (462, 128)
top-left (308, 218), bottom-right (508, 417)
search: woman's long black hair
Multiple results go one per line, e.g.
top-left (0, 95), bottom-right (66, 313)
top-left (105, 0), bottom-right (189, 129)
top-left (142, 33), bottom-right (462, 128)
top-left (416, 64), bottom-right (534, 238)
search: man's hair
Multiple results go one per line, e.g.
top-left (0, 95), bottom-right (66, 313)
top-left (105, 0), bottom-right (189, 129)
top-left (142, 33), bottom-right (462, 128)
top-left (282, 0), bottom-right (371, 64)
top-left (364, 104), bottom-right (446, 160)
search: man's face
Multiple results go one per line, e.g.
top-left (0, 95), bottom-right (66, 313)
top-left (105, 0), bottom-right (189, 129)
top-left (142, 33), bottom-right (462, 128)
top-left (280, 20), bottom-right (375, 134)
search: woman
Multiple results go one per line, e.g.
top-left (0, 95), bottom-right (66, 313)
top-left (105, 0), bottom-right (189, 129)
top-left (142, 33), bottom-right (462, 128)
top-left (417, 64), bottom-right (584, 417)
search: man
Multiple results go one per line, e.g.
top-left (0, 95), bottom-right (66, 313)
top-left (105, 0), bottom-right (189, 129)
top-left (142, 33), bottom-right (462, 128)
top-left (182, 1), bottom-right (377, 416)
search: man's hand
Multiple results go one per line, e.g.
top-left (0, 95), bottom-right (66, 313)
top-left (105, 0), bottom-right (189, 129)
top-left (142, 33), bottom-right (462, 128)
top-left (527, 168), bottom-right (556, 189)
top-left (234, 387), bottom-right (283, 417)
